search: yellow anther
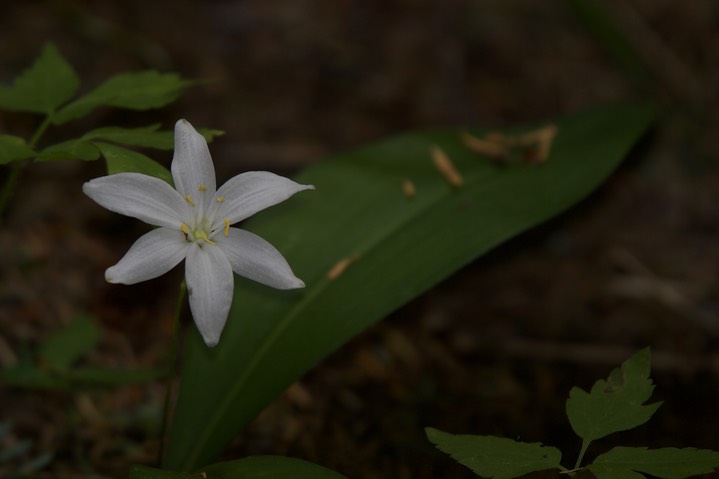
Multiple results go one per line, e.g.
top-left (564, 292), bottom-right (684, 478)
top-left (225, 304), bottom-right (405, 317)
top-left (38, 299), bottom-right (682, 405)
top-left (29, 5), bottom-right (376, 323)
top-left (180, 223), bottom-right (190, 240)
top-left (185, 194), bottom-right (196, 206)
top-left (198, 185), bottom-right (207, 191)
top-left (224, 218), bottom-right (230, 237)
top-left (216, 196), bottom-right (225, 203)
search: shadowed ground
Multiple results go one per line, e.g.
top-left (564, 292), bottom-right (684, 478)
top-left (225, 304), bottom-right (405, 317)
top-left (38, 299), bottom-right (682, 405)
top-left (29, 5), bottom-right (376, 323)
top-left (1, 1), bottom-right (718, 478)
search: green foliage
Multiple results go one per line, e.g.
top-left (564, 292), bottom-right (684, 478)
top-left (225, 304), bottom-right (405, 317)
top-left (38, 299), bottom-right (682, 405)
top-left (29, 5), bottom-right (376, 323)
top-left (566, 348), bottom-right (661, 442)
top-left (81, 124), bottom-right (225, 150)
top-left (83, 124), bottom-right (174, 149)
top-left (0, 136), bottom-right (35, 164)
top-left (1, 315), bottom-right (161, 389)
top-left (0, 43), bottom-right (79, 114)
top-left (37, 314), bottom-right (100, 369)
top-left (0, 42), bottom-right (202, 171)
top-left (53, 71), bottom-right (194, 125)
top-left (588, 447), bottom-right (719, 479)
top-left (567, 0), bottom-right (651, 90)
top-left (98, 142), bottom-right (174, 184)
top-left (131, 456), bottom-right (347, 479)
top-left (164, 103), bottom-right (655, 470)
top-left (425, 429), bottom-right (562, 478)
top-left (428, 349), bottom-right (719, 479)
top-left (37, 139), bottom-right (100, 162)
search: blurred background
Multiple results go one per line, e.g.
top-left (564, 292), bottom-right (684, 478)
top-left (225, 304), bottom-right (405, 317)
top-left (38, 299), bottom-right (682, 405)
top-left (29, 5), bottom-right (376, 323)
top-left (1, 1), bottom-right (719, 478)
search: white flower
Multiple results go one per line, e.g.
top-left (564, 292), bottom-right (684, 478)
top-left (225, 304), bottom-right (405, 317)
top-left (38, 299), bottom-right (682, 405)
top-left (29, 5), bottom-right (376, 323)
top-left (83, 119), bottom-right (314, 347)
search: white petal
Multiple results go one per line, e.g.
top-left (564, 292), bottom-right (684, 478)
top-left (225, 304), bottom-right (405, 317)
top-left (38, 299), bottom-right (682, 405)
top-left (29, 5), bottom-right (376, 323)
top-left (210, 171), bottom-right (314, 225)
top-left (185, 243), bottom-right (234, 347)
top-left (83, 173), bottom-right (190, 228)
top-left (216, 227), bottom-right (305, 290)
top-left (105, 228), bottom-right (189, 284)
top-left (171, 119), bottom-right (217, 210)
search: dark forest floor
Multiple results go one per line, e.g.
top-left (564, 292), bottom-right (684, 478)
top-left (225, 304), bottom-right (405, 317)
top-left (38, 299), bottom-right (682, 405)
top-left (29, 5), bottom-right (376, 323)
top-left (1, 1), bottom-right (719, 478)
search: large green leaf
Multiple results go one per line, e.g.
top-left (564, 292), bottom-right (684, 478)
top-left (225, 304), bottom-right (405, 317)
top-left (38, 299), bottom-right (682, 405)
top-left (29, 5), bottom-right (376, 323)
top-left (0, 43), bottom-right (79, 114)
top-left (165, 103), bottom-right (655, 470)
top-left (426, 428), bottom-right (562, 478)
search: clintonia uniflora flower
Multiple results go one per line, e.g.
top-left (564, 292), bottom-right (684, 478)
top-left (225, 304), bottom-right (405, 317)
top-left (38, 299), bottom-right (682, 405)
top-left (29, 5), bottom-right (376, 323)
top-left (83, 119), bottom-right (313, 347)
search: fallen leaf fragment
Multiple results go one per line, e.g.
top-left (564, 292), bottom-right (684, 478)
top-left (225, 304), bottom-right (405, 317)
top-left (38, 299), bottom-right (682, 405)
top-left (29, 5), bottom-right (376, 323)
top-left (431, 145), bottom-right (463, 187)
top-left (401, 177), bottom-right (416, 198)
top-left (519, 124), bottom-right (558, 164)
top-left (461, 123), bottom-right (558, 165)
top-left (461, 130), bottom-right (508, 160)
top-left (327, 254), bottom-right (360, 280)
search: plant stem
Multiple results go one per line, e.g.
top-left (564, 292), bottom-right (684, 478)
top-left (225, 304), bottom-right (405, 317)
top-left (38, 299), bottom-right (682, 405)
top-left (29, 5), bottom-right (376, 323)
top-left (574, 438), bottom-right (591, 471)
top-left (29, 115), bottom-right (52, 147)
top-left (0, 114), bottom-right (53, 221)
top-left (159, 280), bottom-right (187, 466)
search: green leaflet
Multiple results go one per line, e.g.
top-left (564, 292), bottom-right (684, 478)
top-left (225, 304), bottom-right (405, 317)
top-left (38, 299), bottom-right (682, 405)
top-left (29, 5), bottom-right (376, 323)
top-left (0, 43), bottom-right (79, 114)
top-left (97, 142), bottom-right (173, 184)
top-left (588, 446), bottom-right (719, 479)
top-left (566, 348), bottom-right (662, 442)
top-left (165, 103), bottom-right (655, 470)
top-left (38, 314), bottom-right (100, 369)
top-left (0, 135), bottom-right (36, 164)
top-left (426, 428), bottom-right (562, 478)
top-left (53, 71), bottom-right (194, 124)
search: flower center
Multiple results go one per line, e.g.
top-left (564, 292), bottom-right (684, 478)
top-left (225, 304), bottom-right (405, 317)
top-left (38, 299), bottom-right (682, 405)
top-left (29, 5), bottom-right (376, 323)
top-left (181, 222), bottom-right (215, 246)
top-left (180, 185), bottom-right (231, 246)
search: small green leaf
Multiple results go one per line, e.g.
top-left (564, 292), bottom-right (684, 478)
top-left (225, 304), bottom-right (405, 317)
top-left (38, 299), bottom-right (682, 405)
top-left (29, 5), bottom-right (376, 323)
top-left (426, 428), bottom-right (562, 479)
top-left (0, 43), bottom-right (79, 114)
top-left (37, 139), bottom-right (100, 162)
top-left (53, 71), bottom-right (194, 124)
top-left (96, 142), bottom-right (172, 184)
top-left (84, 124), bottom-right (224, 151)
top-left (0, 135), bottom-right (36, 164)
top-left (588, 446), bottom-right (719, 479)
top-left (38, 314), bottom-right (100, 369)
top-left (196, 128), bottom-right (225, 144)
top-left (566, 348), bottom-right (661, 442)
top-left (130, 457), bottom-right (347, 479)
top-left (83, 124), bottom-right (171, 149)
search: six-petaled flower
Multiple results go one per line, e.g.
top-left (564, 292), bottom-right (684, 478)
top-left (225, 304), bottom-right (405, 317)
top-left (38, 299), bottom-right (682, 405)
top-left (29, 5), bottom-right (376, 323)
top-left (83, 119), bottom-right (313, 346)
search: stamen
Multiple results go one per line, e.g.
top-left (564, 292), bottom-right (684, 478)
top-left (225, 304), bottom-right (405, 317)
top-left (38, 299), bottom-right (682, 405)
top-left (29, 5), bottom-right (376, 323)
top-left (216, 196), bottom-right (225, 203)
top-left (198, 185), bottom-right (207, 191)
top-left (197, 231), bottom-right (215, 245)
top-left (185, 194), bottom-right (196, 206)
top-left (224, 218), bottom-right (230, 237)
top-left (180, 223), bottom-right (190, 240)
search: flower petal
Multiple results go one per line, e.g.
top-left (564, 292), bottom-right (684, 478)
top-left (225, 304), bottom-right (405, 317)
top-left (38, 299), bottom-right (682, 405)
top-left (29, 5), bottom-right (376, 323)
top-left (216, 227), bottom-right (305, 289)
top-left (105, 227), bottom-right (189, 284)
top-left (210, 171), bottom-right (314, 225)
top-left (83, 173), bottom-right (190, 228)
top-left (185, 243), bottom-right (234, 347)
top-left (171, 119), bottom-right (217, 210)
